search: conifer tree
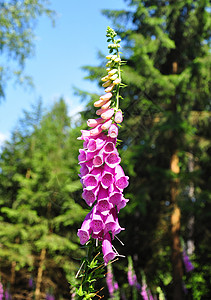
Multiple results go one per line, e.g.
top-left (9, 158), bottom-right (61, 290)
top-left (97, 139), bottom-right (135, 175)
top-left (0, 99), bottom-right (85, 298)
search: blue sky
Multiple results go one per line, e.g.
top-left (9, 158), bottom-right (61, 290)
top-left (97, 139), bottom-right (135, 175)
top-left (0, 0), bottom-right (128, 146)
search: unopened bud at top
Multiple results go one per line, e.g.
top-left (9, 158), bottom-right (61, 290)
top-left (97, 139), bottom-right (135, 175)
top-left (114, 110), bottom-right (123, 123)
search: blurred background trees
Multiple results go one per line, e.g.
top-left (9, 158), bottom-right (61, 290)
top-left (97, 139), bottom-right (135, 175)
top-left (0, 0), bottom-right (210, 299)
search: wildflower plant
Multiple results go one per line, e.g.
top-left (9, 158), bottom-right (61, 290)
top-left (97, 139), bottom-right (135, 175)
top-left (73, 26), bottom-right (129, 299)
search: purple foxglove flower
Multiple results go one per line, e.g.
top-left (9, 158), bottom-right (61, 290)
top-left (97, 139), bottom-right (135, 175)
top-left (101, 172), bottom-right (114, 189)
top-left (86, 149), bottom-right (99, 161)
top-left (96, 199), bottom-right (112, 215)
top-left (117, 198), bottom-right (129, 212)
top-left (77, 212), bottom-right (92, 245)
top-left (93, 153), bottom-right (104, 167)
top-left (114, 282), bottom-right (119, 290)
top-left (110, 191), bottom-right (122, 205)
top-left (82, 186), bottom-right (99, 206)
top-left (114, 110), bottom-right (123, 123)
top-left (103, 141), bottom-right (116, 154)
top-left (87, 137), bottom-right (106, 152)
top-left (78, 149), bottom-right (86, 163)
top-left (90, 211), bottom-right (105, 234)
top-left (46, 294), bottom-right (55, 300)
top-left (0, 282), bottom-right (3, 300)
top-left (104, 212), bottom-right (117, 235)
top-left (92, 230), bottom-right (104, 240)
top-left (98, 185), bottom-right (109, 199)
top-left (141, 284), bottom-right (149, 300)
top-left (108, 123), bottom-right (119, 138)
top-left (83, 174), bottom-right (99, 190)
top-left (106, 265), bottom-right (114, 296)
top-left (77, 130), bottom-right (91, 140)
top-left (114, 165), bottom-right (129, 190)
top-left (28, 277), bottom-right (34, 288)
top-left (102, 233), bottom-right (116, 265)
top-left (78, 112), bottom-right (129, 265)
top-left (105, 151), bottom-right (121, 168)
top-left (183, 251), bottom-right (194, 272)
top-left (79, 164), bottom-right (89, 177)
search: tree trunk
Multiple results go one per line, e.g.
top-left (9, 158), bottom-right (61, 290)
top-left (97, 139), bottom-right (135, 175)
top-left (170, 62), bottom-right (184, 300)
top-left (35, 248), bottom-right (46, 300)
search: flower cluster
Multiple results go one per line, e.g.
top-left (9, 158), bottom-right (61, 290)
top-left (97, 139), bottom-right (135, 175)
top-left (106, 264), bottom-right (119, 297)
top-left (182, 250), bottom-right (194, 273)
top-left (77, 132), bottom-right (129, 264)
top-left (77, 27), bottom-right (129, 265)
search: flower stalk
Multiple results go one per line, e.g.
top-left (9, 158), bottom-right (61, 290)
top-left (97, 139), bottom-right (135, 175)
top-left (73, 26), bottom-right (128, 299)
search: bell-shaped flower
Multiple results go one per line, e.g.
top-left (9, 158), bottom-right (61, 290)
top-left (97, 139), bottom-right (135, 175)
top-left (104, 212), bottom-right (117, 235)
top-left (105, 151), bottom-right (121, 168)
top-left (78, 149), bottom-right (86, 163)
top-left (77, 130), bottom-right (91, 140)
top-left (77, 212), bottom-right (92, 245)
top-left (114, 165), bottom-right (129, 190)
top-left (103, 141), bottom-right (115, 154)
top-left (108, 123), bottom-right (118, 138)
top-left (117, 198), bottom-right (129, 212)
top-left (90, 210), bottom-right (105, 234)
top-left (110, 191), bottom-right (122, 206)
top-left (87, 137), bottom-right (105, 152)
top-left (79, 163), bottom-right (89, 177)
top-left (102, 233), bottom-right (116, 265)
top-left (96, 199), bottom-right (112, 215)
top-left (98, 185), bottom-right (109, 199)
top-left (82, 186), bottom-right (99, 207)
top-left (83, 174), bottom-right (99, 190)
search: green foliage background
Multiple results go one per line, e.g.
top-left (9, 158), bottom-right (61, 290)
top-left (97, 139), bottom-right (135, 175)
top-left (0, 0), bottom-right (210, 299)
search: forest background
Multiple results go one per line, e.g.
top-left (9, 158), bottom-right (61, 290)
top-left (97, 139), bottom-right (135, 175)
top-left (0, 0), bottom-right (210, 299)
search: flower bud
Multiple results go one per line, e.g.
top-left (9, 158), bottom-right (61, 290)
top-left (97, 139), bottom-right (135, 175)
top-left (102, 80), bottom-right (112, 88)
top-left (110, 74), bottom-right (118, 81)
top-left (101, 100), bottom-right (111, 110)
top-left (94, 99), bottom-right (108, 107)
top-left (106, 54), bottom-right (113, 60)
top-left (105, 83), bottom-right (115, 93)
top-left (101, 119), bottom-right (112, 130)
top-left (108, 123), bottom-right (118, 138)
top-left (108, 69), bottom-right (118, 76)
top-left (114, 57), bottom-right (121, 63)
top-left (87, 118), bottom-right (104, 127)
top-left (113, 78), bottom-right (121, 85)
top-left (114, 110), bottom-right (123, 123)
top-left (101, 75), bottom-right (110, 82)
top-left (100, 92), bottom-right (113, 101)
top-left (101, 108), bottom-right (115, 120)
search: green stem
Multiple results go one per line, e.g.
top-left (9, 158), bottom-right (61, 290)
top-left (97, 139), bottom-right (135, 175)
top-left (116, 52), bottom-right (121, 110)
